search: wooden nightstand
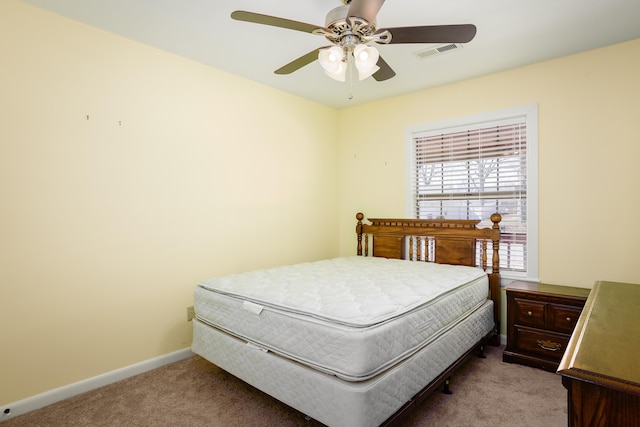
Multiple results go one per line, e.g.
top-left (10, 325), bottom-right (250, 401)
top-left (503, 281), bottom-right (590, 372)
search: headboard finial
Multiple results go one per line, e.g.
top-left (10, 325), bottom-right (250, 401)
top-left (491, 213), bottom-right (502, 228)
top-left (356, 213), bottom-right (364, 256)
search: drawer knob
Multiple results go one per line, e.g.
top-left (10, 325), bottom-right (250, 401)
top-left (537, 339), bottom-right (562, 352)
top-left (566, 317), bottom-right (572, 322)
top-left (527, 311), bottom-right (533, 316)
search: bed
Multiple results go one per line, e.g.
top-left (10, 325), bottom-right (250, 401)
top-left (192, 212), bottom-right (502, 426)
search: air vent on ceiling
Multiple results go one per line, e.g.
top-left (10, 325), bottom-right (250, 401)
top-left (413, 43), bottom-right (462, 60)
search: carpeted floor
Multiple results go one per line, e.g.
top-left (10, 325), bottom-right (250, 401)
top-left (3, 345), bottom-right (566, 426)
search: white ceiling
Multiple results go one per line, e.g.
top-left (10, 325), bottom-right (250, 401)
top-left (21, 0), bottom-right (640, 109)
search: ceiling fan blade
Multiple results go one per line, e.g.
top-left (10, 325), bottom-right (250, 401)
top-left (275, 47), bottom-right (330, 75)
top-left (372, 55), bottom-right (396, 81)
top-left (348, 0), bottom-right (386, 23)
top-left (380, 24), bottom-right (477, 44)
top-left (231, 10), bottom-right (321, 34)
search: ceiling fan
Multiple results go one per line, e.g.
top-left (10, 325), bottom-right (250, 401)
top-left (231, 0), bottom-right (477, 83)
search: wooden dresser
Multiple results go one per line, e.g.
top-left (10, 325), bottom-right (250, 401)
top-left (558, 281), bottom-right (640, 427)
top-left (503, 281), bottom-right (590, 372)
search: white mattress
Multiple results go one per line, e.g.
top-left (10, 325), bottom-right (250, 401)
top-left (192, 300), bottom-right (495, 427)
top-left (195, 257), bottom-right (489, 381)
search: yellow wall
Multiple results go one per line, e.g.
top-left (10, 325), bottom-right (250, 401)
top-left (338, 38), bottom-right (640, 289)
top-left (3, 0), bottom-right (640, 409)
top-left (0, 1), bottom-right (338, 405)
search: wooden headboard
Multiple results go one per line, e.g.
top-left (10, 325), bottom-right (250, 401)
top-left (355, 212), bottom-right (502, 343)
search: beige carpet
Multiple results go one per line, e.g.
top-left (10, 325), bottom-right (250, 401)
top-left (4, 345), bottom-right (566, 426)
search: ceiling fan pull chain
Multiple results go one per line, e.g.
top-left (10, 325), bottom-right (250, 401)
top-left (347, 51), bottom-right (354, 100)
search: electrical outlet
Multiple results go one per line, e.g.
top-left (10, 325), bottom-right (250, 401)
top-left (186, 306), bottom-right (195, 322)
top-left (2, 408), bottom-right (12, 420)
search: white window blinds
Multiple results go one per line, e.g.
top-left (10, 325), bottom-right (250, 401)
top-left (408, 113), bottom-right (531, 274)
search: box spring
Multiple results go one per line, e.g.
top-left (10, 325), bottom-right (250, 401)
top-left (192, 300), bottom-right (494, 427)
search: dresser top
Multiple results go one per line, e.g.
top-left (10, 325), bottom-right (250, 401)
top-left (558, 280), bottom-right (640, 395)
top-left (506, 280), bottom-right (591, 299)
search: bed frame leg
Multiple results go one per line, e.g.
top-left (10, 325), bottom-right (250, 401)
top-left (477, 344), bottom-right (487, 359)
top-left (442, 377), bottom-right (453, 395)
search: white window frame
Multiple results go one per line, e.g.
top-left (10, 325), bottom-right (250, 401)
top-left (404, 104), bottom-right (539, 282)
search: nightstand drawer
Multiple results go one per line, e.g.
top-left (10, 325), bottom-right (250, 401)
top-left (513, 298), bottom-right (546, 328)
top-left (514, 326), bottom-right (570, 362)
top-left (549, 304), bottom-right (582, 333)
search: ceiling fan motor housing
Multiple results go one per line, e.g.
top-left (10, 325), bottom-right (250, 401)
top-left (324, 6), bottom-right (377, 44)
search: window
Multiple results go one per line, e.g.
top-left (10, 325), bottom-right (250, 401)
top-left (405, 105), bottom-right (538, 280)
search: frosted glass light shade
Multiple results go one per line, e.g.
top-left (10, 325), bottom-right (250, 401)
top-left (318, 46), bottom-right (347, 81)
top-left (354, 44), bottom-right (380, 80)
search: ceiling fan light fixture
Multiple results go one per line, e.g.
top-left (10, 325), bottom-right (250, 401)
top-left (324, 65), bottom-right (347, 82)
top-left (356, 64), bottom-right (380, 81)
top-left (353, 44), bottom-right (379, 80)
top-left (318, 46), bottom-right (347, 81)
top-left (318, 46), bottom-right (343, 72)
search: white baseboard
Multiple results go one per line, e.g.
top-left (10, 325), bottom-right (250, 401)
top-left (0, 347), bottom-right (193, 422)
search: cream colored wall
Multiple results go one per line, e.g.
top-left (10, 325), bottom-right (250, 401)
top-left (338, 38), bottom-right (640, 290)
top-left (0, 1), bottom-right (338, 405)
